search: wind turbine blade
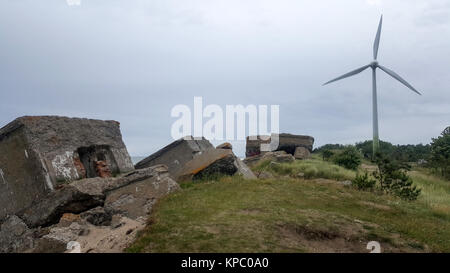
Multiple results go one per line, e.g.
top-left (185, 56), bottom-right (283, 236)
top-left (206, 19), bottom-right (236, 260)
top-left (373, 15), bottom-right (383, 60)
top-left (378, 65), bottom-right (422, 95)
top-left (323, 65), bottom-right (371, 85)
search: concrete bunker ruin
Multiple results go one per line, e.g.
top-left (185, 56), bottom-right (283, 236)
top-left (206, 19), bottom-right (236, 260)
top-left (0, 116), bottom-right (134, 220)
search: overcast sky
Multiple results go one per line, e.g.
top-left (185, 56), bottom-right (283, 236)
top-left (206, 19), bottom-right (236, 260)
top-left (1, 0), bottom-right (449, 157)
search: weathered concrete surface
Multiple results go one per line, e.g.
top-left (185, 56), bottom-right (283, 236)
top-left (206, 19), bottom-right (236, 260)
top-left (135, 136), bottom-right (214, 178)
top-left (104, 166), bottom-right (180, 219)
top-left (18, 165), bottom-right (178, 228)
top-left (246, 133), bottom-right (314, 157)
top-left (177, 149), bottom-right (256, 181)
top-left (294, 146), bottom-right (311, 160)
top-left (18, 184), bottom-right (105, 228)
top-left (1, 165), bottom-right (179, 253)
top-left (0, 116), bottom-right (134, 220)
top-left (0, 215), bottom-right (35, 253)
top-left (243, 151), bottom-right (295, 167)
top-left (216, 142), bottom-right (233, 150)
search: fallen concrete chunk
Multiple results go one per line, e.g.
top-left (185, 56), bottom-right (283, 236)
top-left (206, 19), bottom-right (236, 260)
top-left (244, 151), bottom-right (295, 167)
top-left (134, 136), bottom-right (214, 177)
top-left (80, 207), bottom-right (112, 226)
top-left (18, 165), bottom-right (178, 228)
top-left (246, 133), bottom-right (314, 157)
top-left (294, 146), bottom-right (311, 160)
top-left (18, 185), bottom-right (105, 228)
top-left (177, 149), bottom-right (256, 181)
top-left (216, 142), bottom-right (233, 150)
top-left (0, 215), bottom-right (35, 253)
top-left (104, 174), bottom-right (179, 219)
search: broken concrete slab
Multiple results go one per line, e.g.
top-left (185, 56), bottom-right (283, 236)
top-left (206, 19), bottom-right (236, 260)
top-left (0, 116), bottom-right (134, 220)
top-left (246, 133), bottom-right (314, 157)
top-left (18, 165), bottom-right (178, 228)
top-left (104, 168), bottom-right (180, 219)
top-left (134, 136), bottom-right (214, 178)
top-left (0, 215), bottom-right (35, 253)
top-left (216, 142), bottom-right (233, 150)
top-left (18, 184), bottom-right (105, 228)
top-left (177, 149), bottom-right (256, 181)
top-left (243, 151), bottom-right (295, 167)
top-left (294, 146), bottom-right (311, 160)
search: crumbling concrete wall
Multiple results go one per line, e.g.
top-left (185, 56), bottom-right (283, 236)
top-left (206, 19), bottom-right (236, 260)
top-left (0, 125), bottom-right (50, 220)
top-left (0, 116), bottom-right (134, 220)
top-left (19, 116), bottom-right (134, 182)
top-left (246, 133), bottom-right (314, 157)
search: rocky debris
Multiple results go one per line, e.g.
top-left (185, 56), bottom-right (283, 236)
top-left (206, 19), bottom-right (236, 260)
top-left (0, 116), bottom-right (134, 220)
top-left (216, 142), bottom-right (233, 150)
top-left (58, 213), bottom-right (82, 227)
top-left (294, 146), bottom-right (311, 160)
top-left (246, 133), bottom-right (314, 157)
top-left (135, 136), bottom-right (214, 178)
top-left (256, 171), bottom-right (274, 179)
top-left (177, 149), bottom-right (256, 182)
top-left (244, 151), bottom-right (295, 168)
top-left (18, 165), bottom-right (176, 228)
top-left (0, 165), bottom-right (179, 253)
top-left (104, 171), bottom-right (179, 219)
top-left (0, 215), bottom-right (35, 253)
top-left (18, 184), bottom-right (104, 228)
top-left (339, 180), bottom-right (352, 186)
top-left (80, 207), bottom-right (112, 226)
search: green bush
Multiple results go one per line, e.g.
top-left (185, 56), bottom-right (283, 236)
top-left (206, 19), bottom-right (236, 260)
top-left (352, 172), bottom-right (376, 191)
top-left (430, 126), bottom-right (450, 178)
top-left (373, 153), bottom-right (421, 201)
top-left (321, 149), bottom-right (334, 161)
top-left (332, 146), bottom-right (362, 170)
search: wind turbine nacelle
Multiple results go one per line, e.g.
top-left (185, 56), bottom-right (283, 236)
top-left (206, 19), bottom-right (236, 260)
top-left (370, 61), bottom-right (379, 68)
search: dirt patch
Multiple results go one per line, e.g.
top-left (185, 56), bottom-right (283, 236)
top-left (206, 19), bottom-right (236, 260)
top-left (276, 218), bottom-right (426, 253)
top-left (277, 223), bottom-right (367, 253)
top-left (75, 216), bottom-right (146, 253)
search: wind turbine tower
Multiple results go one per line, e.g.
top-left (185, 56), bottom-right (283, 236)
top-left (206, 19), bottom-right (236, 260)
top-left (323, 15), bottom-right (422, 158)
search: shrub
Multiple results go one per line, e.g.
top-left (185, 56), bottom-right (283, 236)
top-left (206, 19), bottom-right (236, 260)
top-left (322, 149), bottom-right (334, 161)
top-left (352, 172), bottom-right (376, 191)
top-left (332, 146), bottom-right (362, 170)
top-left (373, 153), bottom-right (421, 201)
top-left (430, 126), bottom-right (450, 178)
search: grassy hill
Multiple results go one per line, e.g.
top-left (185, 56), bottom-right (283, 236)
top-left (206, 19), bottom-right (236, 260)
top-left (126, 156), bottom-right (450, 253)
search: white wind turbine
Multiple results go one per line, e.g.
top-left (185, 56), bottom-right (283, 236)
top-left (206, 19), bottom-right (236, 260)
top-left (323, 15), bottom-right (422, 157)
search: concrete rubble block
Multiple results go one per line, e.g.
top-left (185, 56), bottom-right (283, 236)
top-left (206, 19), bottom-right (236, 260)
top-left (216, 142), bottom-right (233, 150)
top-left (246, 133), bottom-right (314, 157)
top-left (18, 165), bottom-right (178, 228)
top-left (0, 215), bottom-right (35, 253)
top-left (80, 207), bottom-right (112, 226)
top-left (294, 146), bottom-right (311, 160)
top-left (263, 151), bottom-right (295, 163)
top-left (177, 149), bottom-right (256, 182)
top-left (104, 166), bottom-right (180, 219)
top-left (244, 151), bottom-right (295, 168)
top-left (134, 136), bottom-right (215, 177)
top-left (0, 116), bottom-right (134, 221)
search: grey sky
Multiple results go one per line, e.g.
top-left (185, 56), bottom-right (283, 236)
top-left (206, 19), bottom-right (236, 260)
top-left (1, 0), bottom-right (449, 157)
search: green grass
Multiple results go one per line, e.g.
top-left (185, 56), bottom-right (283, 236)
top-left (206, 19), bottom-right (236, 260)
top-left (253, 155), bottom-right (356, 181)
top-left (409, 169), bottom-right (450, 216)
top-left (127, 158), bottom-right (450, 253)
